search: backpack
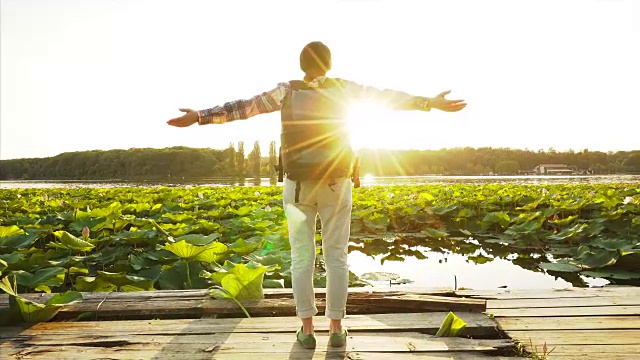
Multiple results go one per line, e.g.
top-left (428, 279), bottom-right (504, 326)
top-left (275, 78), bottom-right (360, 188)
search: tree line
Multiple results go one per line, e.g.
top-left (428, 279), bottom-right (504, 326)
top-left (1, 144), bottom-right (638, 180)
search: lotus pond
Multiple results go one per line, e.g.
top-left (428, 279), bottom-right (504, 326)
top-left (0, 183), bottom-right (639, 299)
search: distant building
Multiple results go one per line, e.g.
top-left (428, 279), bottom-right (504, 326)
top-left (534, 164), bottom-right (575, 175)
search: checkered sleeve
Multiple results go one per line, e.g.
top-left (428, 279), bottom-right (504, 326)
top-left (340, 78), bottom-right (431, 111)
top-left (197, 82), bottom-right (290, 125)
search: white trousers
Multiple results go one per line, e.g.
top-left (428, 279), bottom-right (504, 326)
top-left (282, 176), bottom-right (352, 319)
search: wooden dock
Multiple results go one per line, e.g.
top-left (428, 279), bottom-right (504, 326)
top-left (1, 286), bottom-right (638, 359)
top-left (459, 286), bottom-right (640, 359)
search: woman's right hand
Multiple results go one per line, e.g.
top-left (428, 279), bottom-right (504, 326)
top-left (167, 108), bottom-right (199, 127)
top-left (429, 91), bottom-right (467, 112)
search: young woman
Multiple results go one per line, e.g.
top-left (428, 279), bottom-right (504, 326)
top-left (167, 41), bottom-right (466, 349)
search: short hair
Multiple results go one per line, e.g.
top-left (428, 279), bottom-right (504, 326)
top-left (300, 41), bottom-right (332, 75)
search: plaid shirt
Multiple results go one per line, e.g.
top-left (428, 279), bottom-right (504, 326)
top-left (197, 76), bottom-right (431, 125)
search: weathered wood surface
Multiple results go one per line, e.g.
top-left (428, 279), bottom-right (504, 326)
top-left (3, 286), bottom-right (639, 359)
top-left (0, 312), bottom-right (498, 338)
top-left (0, 289), bottom-right (486, 321)
top-left (0, 312), bottom-right (511, 359)
top-left (505, 329), bottom-right (640, 346)
top-left (0, 347), bottom-right (516, 360)
top-left (478, 286), bottom-right (640, 359)
top-left (487, 295), bottom-right (640, 309)
top-left (0, 287), bottom-right (457, 305)
top-left (489, 305), bottom-right (640, 317)
top-left (456, 285), bottom-right (640, 299)
top-left (496, 315), bottom-right (640, 331)
top-left (524, 344), bottom-right (640, 358)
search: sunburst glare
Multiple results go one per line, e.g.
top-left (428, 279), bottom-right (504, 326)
top-left (346, 101), bottom-right (399, 151)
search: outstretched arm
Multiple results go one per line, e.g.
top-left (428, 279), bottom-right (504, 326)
top-left (167, 83), bottom-right (289, 127)
top-left (342, 79), bottom-right (466, 112)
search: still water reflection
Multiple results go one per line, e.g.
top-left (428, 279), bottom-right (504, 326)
top-left (348, 249), bottom-right (609, 290)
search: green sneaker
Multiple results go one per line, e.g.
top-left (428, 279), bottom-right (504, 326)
top-left (329, 328), bottom-right (348, 347)
top-left (296, 326), bottom-right (316, 349)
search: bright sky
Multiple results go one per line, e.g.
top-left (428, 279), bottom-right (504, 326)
top-left (1, 0), bottom-right (638, 160)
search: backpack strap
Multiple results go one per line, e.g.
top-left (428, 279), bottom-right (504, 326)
top-left (352, 157), bottom-right (361, 188)
top-left (294, 180), bottom-right (301, 203)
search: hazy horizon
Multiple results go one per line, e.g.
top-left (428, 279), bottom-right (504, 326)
top-left (2, 0), bottom-right (639, 161)
top-left (1, 143), bottom-right (638, 162)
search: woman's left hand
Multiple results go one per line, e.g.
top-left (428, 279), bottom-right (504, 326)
top-left (167, 108), bottom-right (199, 127)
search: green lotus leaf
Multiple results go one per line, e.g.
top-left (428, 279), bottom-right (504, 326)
top-left (9, 291), bottom-right (82, 323)
top-left (467, 254), bottom-right (494, 265)
top-left (435, 311), bottom-right (467, 337)
top-left (548, 223), bottom-right (589, 241)
top-left (69, 217), bottom-right (109, 233)
top-left (162, 213), bottom-right (195, 224)
top-left (128, 254), bottom-right (146, 271)
top-left (229, 237), bottom-right (262, 255)
top-left (430, 204), bottom-right (459, 215)
top-left (581, 269), bottom-right (640, 280)
top-left (149, 203), bottom-right (163, 215)
top-left (575, 247), bottom-right (619, 269)
top-left (419, 192), bottom-right (435, 202)
top-left (231, 206), bottom-right (252, 216)
top-left (421, 228), bottom-right (449, 239)
top-left (220, 263), bottom-right (268, 300)
top-left (0, 225), bottom-right (24, 238)
top-left (13, 267), bottom-right (66, 293)
top-left (163, 240), bottom-right (211, 260)
top-left (380, 253), bottom-right (405, 264)
top-left (0, 275), bottom-right (17, 296)
top-left (158, 261), bottom-right (207, 290)
top-left (49, 231), bottom-right (95, 252)
top-left (539, 261), bottom-right (582, 272)
top-left (175, 233), bottom-right (221, 246)
top-left (123, 203), bottom-right (151, 214)
top-left (481, 212), bottom-right (511, 228)
top-left (135, 265), bottom-right (162, 282)
top-left (548, 215), bottom-right (578, 227)
top-left (0, 253), bottom-right (25, 266)
top-left (45, 291), bottom-right (83, 306)
top-left (69, 267), bottom-right (89, 274)
top-left (505, 219), bottom-right (544, 236)
top-left (194, 242), bottom-right (228, 263)
top-left (590, 239), bottom-right (637, 252)
top-left (76, 271), bottom-right (155, 292)
top-left (262, 279), bottom-right (284, 288)
top-left (112, 229), bottom-right (158, 244)
top-left (0, 233), bottom-right (39, 250)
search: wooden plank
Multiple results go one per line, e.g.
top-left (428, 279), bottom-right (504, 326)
top-left (264, 287), bottom-right (455, 297)
top-left (0, 288), bottom-right (460, 307)
top-left (456, 286), bottom-right (640, 300)
top-left (545, 355), bottom-right (640, 360)
top-left (349, 295), bottom-right (486, 312)
top-left (496, 316), bottom-right (640, 331)
top-left (0, 291), bottom-right (481, 320)
top-left (487, 296), bottom-right (640, 309)
top-left (506, 329), bottom-right (640, 345)
top-left (1, 295), bottom-right (487, 321)
top-left (0, 312), bottom-right (499, 338)
top-left (489, 305), bottom-right (640, 317)
top-left (0, 347), bottom-right (515, 360)
top-left (1, 333), bottom-right (513, 359)
top-left (517, 344), bottom-right (640, 357)
top-left (2, 332), bottom-right (513, 350)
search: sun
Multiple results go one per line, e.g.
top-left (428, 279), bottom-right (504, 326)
top-left (346, 101), bottom-right (402, 150)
